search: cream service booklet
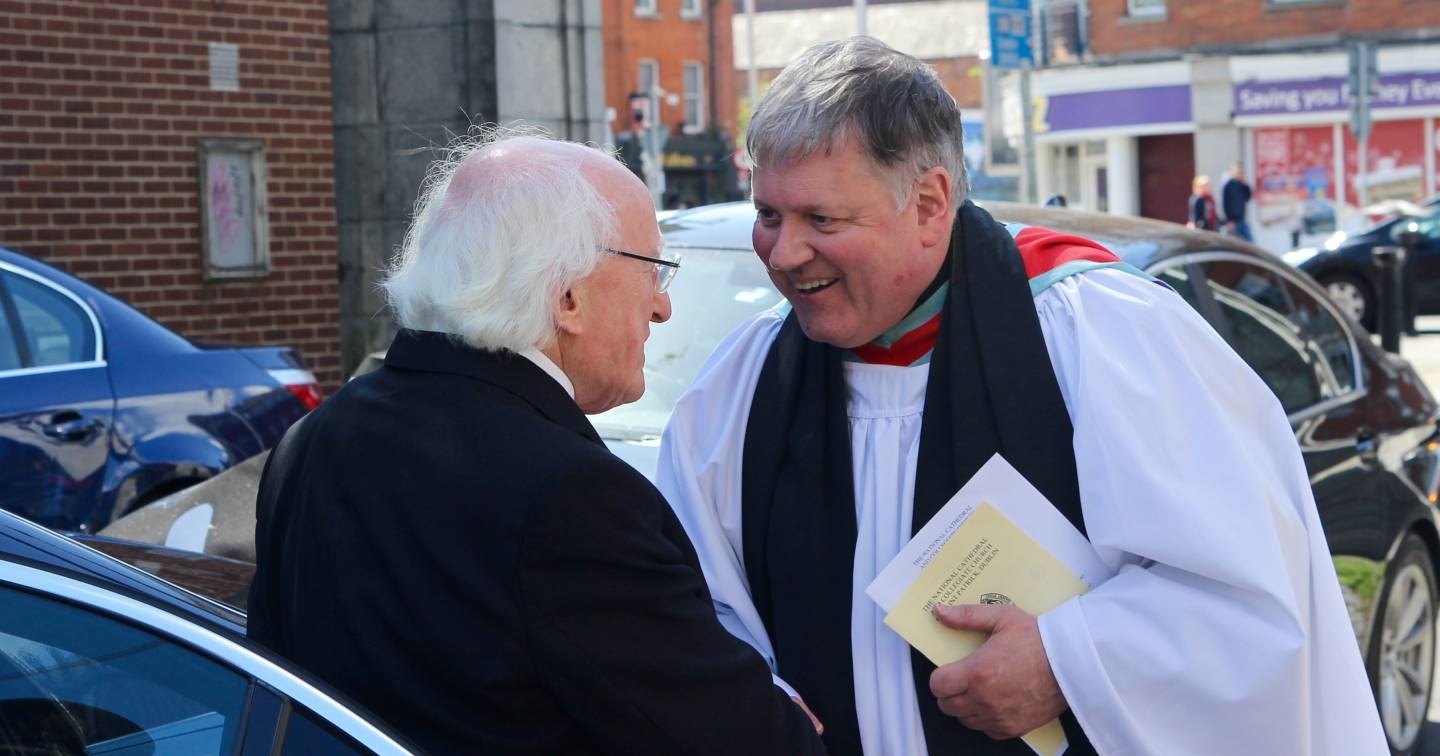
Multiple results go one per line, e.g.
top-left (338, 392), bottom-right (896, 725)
top-left (865, 454), bottom-right (1115, 756)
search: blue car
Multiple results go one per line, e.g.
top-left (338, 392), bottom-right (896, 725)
top-left (0, 246), bottom-right (319, 532)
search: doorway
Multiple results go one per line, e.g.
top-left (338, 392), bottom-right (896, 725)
top-left (1138, 133), bottom-right (1195, 225)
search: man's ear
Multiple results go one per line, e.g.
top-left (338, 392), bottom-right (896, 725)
top-left (553, 285), bottom-right (584, 337)
top-left (914, 166), bottom-right (953, 247)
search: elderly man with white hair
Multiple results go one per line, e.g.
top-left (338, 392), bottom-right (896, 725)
top-left (247, 132), bottom-right (827, 756)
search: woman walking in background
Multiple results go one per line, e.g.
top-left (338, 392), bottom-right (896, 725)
top-left (1188, 175), bottom-right (1219, 231)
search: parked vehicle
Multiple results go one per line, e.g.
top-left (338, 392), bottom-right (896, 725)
top-left (1286, 198), bottom-right (1440, 330)
top-left (0, 246), bottom-right (321, 532)
top-left (106, 202), bottom-right (1440, 754)
top-left (0, 508), bottom-right (413, 753)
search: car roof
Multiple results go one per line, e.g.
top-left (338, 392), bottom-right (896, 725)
top-left (659, 200), bottom-right (1269, 271)
top-left (0, 245), bottom-right (195, 356)
top-left (0, 509), bottom-right (246, 633)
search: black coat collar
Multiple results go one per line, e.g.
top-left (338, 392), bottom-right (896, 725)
top-left (382, 329), bottom-right (603, 446)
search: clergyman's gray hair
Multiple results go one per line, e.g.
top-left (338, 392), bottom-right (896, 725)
top-left (747, 36), bottom-right (969, 210)
top-left (380, 128), bottom-right (616, 353)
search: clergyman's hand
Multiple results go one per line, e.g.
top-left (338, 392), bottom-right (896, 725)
top-left (927, 604), bottom-right (1067, 740)
top-left (791, 696), bottom-right (824, 735)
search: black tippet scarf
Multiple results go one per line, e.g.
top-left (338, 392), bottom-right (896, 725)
top-left (741, 201), bottom-right (1098, 756)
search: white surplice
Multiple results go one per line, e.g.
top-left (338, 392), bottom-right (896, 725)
top-left (656, 268), bottom-right (1387, 755)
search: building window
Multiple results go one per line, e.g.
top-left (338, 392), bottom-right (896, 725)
top-left (681, 0), bottom-right (703, 18)
top-left (635, 0), bottom-right (658, 16)
top-left (683, 62), bottom-right (705, 134)
top-left (1127, 0), bottom-right (1165, 16)
top-left (637, 59), bottom-right (659, 98)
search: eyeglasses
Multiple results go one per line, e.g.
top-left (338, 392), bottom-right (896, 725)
top-left (605, 247), bottom-right (682, 293)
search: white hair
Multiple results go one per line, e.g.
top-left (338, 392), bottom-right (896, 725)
top-left (380, 128), bottom-right (617, 353)
top-left (747, 36), bottom-right (969, 210)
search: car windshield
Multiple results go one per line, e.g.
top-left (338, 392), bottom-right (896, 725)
top-left (591, 246), bottom-right (779, 440)
top-left (1388, 207), bottom-right (1440, 242)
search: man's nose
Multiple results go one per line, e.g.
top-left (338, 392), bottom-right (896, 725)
top-left (765, 222), bottom-right (813, 272)
top-left (651, 290), bottom-right (672, 324)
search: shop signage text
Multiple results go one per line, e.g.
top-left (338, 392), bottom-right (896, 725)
top-left (1235, 72), bottom-right (1440, 117)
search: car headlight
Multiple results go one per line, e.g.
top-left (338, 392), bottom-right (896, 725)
top-left (1282, 248), bottom-right (1321, 267)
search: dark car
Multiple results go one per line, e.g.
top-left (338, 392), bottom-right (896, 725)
top-left (0, 246), bottom-right (321, 533)
top-left (0, 508), bottom-right (414, 753)
top-left (1287, 198), bottom-right (1440, 330)
top-left (106, 201), bottom-right (1440, 754)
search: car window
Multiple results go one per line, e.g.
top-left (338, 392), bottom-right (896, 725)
top-left (5, 272), bottom-right (95, 367)
top-left (1153, 266), bottom-right (1201, 309)
top-left (0, 294), bottom-right (20, 371)
top-left (1390, 209), bottom-right (1440, 243)
top-left (1281, 273), bottom-right (1356, 395)
top-left (592, 247), bottom-right (779, 439)
top-left (0, 584), bottom-right (249, 754)
top-left (1199, 260), bottom-right (1345, 414)
top-left (281, 705), bottom-right (369, 755)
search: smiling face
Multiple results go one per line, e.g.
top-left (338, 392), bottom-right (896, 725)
top-left (751, 138), bottom-right (953, 348)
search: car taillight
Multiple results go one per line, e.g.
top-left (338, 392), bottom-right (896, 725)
top-left (268, 369), bottom-right (323, 411)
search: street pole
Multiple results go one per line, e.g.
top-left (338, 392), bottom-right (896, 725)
top-left (855, 0), bottom-right (867, 36)
top-left (1349, 41), bottom-right (1376, 212)
top-left (745, 0), bottom-right (758, 117)
top-left (1020, 62), bottom-right (1037, 204)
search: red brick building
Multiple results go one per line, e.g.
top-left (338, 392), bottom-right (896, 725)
top-left (1086, 0), bottom-right (1440, 58)
top-left (604, 0), bottom-right (741, 208)
top-left (1027, 0), bottom-right (1440, 252)
top-left (0, 0), bottom-right (341, 386)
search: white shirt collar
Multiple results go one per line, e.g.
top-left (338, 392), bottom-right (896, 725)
top-left (518, 347), bottom-right (575, 400)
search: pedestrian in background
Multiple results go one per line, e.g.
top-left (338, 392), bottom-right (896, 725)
top-left (1188, 174), bottom-right (1219, 231)
top-left (1220, 162), bottom-right (1254, 241)
top-left (247, 130), bottom-right (826, 756)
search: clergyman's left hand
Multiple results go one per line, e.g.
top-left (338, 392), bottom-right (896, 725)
top-left (928, 604), bottom-right (1068, 740)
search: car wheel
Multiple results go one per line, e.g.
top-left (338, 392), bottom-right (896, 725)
top-left (1321, 273), bottom-right (1375, 331)
top-left (1370, 534), bottom-right (1437, 754)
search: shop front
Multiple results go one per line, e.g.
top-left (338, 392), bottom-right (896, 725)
top-left (1232, 52), bottom-right (1440, 252)
top-left (659, 134), bottom-right (741, 210)
top-left (1030, 62), bottom-right (1195, 221)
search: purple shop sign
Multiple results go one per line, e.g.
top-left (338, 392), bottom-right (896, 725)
top-left (1042, 85), bottom-right (1192, 133)
top-left (1235, 71), bottom-right (1440, 117)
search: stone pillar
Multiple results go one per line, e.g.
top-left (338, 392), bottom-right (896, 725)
top-left (330, 0), bottom-right (606, 377)
top-left (493, 0), bottom-right (606, 143)
top-left (1105, 135), bottom-right (1139, 217)
top-left (1188, 54), bottom-right (1240, 196)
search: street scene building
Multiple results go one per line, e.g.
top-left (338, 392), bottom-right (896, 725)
top-left (736, 0), bottom-right (1019, 199)
top-left (604, 0), bottom-right (741, 208)
top-left (1023, 0), bottom-right (1440, 251)
top-left (4, 3), bottom-right (1440, 753)
top-left (0, 0), bottom-right (344, 384)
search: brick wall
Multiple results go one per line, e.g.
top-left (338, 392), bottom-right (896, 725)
top-left (0, 0), bottom-right (341, 387)
top-left (1088, 0), bottom-right (1440, 58)
top-left (603, 0), bottom-right (738, 138)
